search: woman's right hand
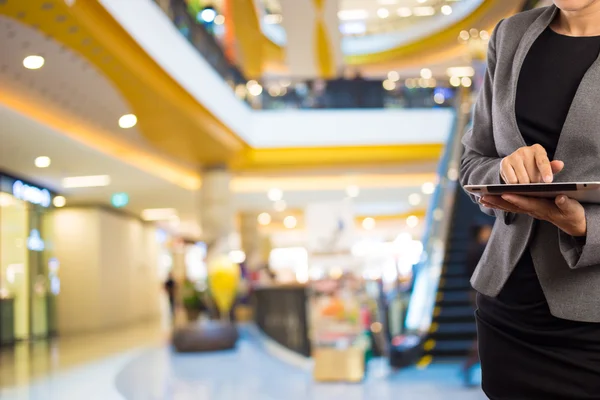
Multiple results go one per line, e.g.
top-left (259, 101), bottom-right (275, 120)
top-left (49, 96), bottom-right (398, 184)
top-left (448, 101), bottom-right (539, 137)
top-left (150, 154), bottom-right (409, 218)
top-left (500, 144), bottom-right (564, 184)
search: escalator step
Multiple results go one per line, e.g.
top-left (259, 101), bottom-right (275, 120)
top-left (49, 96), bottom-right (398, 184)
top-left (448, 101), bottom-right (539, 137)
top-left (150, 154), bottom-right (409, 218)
top-left (435, 306), bottom-right (475, 321)
top-left (429, 322), bottom-right (477, 341)
top-left (426, 340), bottom-right (474, 357)
top-left (436, 291), bottom-right (471, 306)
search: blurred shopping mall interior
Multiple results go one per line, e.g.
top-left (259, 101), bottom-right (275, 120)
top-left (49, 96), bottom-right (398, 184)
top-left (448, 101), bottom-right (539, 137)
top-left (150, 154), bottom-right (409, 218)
top-left (0, 0), bottom-right (552, 399)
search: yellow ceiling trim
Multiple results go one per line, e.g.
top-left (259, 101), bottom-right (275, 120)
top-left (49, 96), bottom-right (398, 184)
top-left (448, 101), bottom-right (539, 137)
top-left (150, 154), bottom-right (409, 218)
top-left (231, 144), bottom-right (444, 172)
top-left (0, 0), bottom-right (247, 167)
top-left (0, 89), bottom-right (201, 190)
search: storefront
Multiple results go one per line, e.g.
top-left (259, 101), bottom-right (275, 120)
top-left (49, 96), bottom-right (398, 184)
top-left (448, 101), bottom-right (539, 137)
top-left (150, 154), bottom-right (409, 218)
top-left (0, 172), bottom-right (57, 345)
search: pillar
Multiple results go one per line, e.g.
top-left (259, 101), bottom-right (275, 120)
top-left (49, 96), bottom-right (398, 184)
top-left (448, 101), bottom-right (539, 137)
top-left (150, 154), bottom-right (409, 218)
top-left (199, 166), bottom-right (235, 260)
top-left (239, 212), bottom-right (262, 272)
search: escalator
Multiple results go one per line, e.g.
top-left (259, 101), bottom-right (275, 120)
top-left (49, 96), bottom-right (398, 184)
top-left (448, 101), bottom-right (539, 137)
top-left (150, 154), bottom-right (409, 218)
top-left (423, 188), bottom-right (493, 360)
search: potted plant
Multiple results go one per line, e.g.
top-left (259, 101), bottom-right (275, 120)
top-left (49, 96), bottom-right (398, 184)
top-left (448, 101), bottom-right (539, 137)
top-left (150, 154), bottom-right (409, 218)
top-left (182, 280), bottom-right (202, 322)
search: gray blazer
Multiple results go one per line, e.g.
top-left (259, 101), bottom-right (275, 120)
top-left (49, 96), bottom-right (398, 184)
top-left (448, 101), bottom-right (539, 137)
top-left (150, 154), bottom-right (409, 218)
top-left (460, 5), bottom-right (600, 322)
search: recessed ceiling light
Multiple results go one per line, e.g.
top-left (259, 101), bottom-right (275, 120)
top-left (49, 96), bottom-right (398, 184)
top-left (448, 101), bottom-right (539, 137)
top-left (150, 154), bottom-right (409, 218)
top-left (420, 68), bottom-right (433, 79)
top-left (119, 114), bottom-right (137, 129)
top-left (377, 8), bottom-right (390, 18)
top-left (23, 55), bottom-right (45, 70)
top-left (346, 185), bottom-right (360, 198)
top-left (62, 175), bottom-right (111, 188)
top-left (397, 7), bottom-right (412, 17)
top-left (199, 8), bottom-right (217, 23)
top-left (141, 208), bottom-right (178, 221)
top-left (408, 193), bottom-right (422, 206)
top-left (214, 15), bottom-right (226, 25)
top-left (53, 196), bottom-right (66, 208)
top-left (34, 156), bottom-right (51, 168)
top-left (268, 188), bottom-right (283, 201)
top-left (362, 217), bottom-right (376, 230)
top-left (383, 79), bottom-right (396, 91)
top-left (422, 182), bottom-right (435, 194)
top-left (257, 212), bottom-right (272, 226)
top-left (406, 215), bottom-right (420, 228)
top-left (441, 5), bottom-right (453, 15)
top-left (414, 6), bottom-right (435, 16)
top-left (387, 71), bottom-right (400, 82)
top-left (461, 76), bottom-right (473, 88)
top-left (450, 76), bottom-right (461, 87)
top-left (283, 215), bottom-right (297, 229)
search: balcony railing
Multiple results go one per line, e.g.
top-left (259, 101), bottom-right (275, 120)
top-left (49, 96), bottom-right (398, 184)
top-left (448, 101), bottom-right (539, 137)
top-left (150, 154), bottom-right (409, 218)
top-left (153, 0), bottom-right (458, 110)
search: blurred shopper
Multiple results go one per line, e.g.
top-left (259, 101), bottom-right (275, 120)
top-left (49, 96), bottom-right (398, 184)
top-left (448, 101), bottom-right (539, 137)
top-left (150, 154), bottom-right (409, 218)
top-left (164, 272), bottom-right (177, 317)
top-left (461, 2), bottom-right (600, 398)
top-left (461, 224), bottom-right (492, 386)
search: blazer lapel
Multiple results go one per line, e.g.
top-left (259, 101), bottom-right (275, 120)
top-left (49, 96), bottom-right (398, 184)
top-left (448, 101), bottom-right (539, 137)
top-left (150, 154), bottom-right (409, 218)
top-left (507, 6), bottom-right (559, 151)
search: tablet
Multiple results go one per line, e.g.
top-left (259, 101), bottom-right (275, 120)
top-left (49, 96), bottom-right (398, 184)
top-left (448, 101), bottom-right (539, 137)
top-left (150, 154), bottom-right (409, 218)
top-left (464, 182), bottom-right (600, 203)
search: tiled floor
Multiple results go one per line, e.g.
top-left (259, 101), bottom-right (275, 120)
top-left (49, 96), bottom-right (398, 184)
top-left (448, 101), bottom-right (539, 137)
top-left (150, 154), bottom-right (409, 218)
top-left (0, 323), bottom-right (486, 400)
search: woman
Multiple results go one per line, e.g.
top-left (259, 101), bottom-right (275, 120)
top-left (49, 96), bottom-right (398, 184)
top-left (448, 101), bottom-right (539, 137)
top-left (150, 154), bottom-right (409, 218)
top-left (460, 1), bottom-right (600, 398)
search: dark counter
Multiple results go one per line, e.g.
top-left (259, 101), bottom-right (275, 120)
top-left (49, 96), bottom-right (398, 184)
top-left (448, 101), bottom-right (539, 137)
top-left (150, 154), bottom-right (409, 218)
top-left (252, 285), bottom-right (311, 357)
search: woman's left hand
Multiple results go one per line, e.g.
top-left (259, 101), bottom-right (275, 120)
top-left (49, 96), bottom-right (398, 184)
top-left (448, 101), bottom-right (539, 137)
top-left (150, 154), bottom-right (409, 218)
top-left (480, 194), bottom-right (587, 237)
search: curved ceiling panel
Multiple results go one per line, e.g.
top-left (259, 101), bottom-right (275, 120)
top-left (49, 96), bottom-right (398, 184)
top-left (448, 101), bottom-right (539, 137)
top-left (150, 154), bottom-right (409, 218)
top-left (0, 0), bottom-right (246, 171)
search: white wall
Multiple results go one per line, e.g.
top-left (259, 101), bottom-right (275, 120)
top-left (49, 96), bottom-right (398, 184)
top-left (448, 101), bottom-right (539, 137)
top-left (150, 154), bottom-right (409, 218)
top-left (250, 109), bottom-right (454, 148)
top-left (52, 208), bottom-right (162, 335)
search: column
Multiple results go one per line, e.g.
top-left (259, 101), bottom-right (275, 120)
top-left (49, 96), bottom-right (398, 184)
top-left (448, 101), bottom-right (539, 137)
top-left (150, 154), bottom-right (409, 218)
top-left (280, 0), bottom-right (343, 79)
top-left (199, 165), bottom-right (235, 260)
top-left (239, 212), bottom-right (261, 272)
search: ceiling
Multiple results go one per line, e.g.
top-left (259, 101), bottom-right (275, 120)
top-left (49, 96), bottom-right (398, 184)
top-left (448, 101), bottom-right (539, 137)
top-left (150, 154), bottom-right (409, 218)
top-left (0, 103), bottom-right (435, 238)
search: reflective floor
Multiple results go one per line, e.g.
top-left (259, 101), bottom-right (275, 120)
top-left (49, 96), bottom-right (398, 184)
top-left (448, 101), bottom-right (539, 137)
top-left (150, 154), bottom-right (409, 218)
top-left (0, 322), bottom-right (485, 400)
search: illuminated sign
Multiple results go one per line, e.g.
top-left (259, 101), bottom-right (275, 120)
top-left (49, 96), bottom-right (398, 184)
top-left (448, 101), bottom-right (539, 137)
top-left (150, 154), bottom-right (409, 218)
top-left (12, 180), bottom-right (51, 208)
top-left (111, 192), bottom-right (129, 208)
top-left (27, 229), bottom-right (45, 252)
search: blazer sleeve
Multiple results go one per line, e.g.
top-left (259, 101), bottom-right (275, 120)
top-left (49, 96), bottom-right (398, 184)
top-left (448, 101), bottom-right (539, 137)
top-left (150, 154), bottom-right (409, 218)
top-left (459, 20), bottom-right (504, 218)
top-left (559, 205), bottom-right (600, 269)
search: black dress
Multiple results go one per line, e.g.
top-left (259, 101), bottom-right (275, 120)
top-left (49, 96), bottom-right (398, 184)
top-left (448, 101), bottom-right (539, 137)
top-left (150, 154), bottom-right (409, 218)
top-left (476, 28), bottom-right (600, 399)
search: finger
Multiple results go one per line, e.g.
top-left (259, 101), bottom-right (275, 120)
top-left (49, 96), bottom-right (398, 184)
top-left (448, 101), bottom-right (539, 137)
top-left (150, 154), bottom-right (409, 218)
top-left (523, 154), bottom-right (542, 183)
top-left (501, 194), bottom-right (550, 212)
top-left (551, 160), bottom-right (564, 174)
top-left (532, 146), bottom-right (553, 183)
top-left (501, 158), bottom-right (518, 184)
top-left (512, 159), bottom-right (530, 184)
top-left (555, 195), bottom-right (581, 215)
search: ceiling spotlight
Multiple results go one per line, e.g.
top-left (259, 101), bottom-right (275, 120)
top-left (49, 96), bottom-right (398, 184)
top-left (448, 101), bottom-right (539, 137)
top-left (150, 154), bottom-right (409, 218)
top-left (23, 55), bottom-right (45, 70)
top-left (413, 6), bottom-right (435, 16)
top-left (459, 30), bottom-right (471, 41)
top-left (422, 182), bottom-right (435, 195)
top-left (199, 8), bottom-right (217, 23)
top-left (346, 185), bottom-right (360, 198)
top-left (387, 71), bottom-right (400, 82)
top-left (397, 7), bottom-right (412, 17)
top-left (441, 5), bottom-right (453, 15)
top-left (461, 77), bottom-right (473, 88)
top-left (53, 196), bottom-right (66, 208)
top-left (283, 215), bottom-right (297, 229)
top-left (377, 8), bottom-right (390, 18)
top-left (62, 175), bottom-right (111, 189)
top-left (35, 156), bottom-right (51, 168)
top-left (274, 200), bottom-right (287, 212)
top-left (362, 217), bottom-right (376, 231)
top-left (420, 68), bottom-right (433, 79)
top-left (434, 92), bottom-right (445, 104)
top-left (450, 76), bottom-right (461, 87)
top-left (268, 188), bottom-right (283, 202)
top-left (406, 215), bottom-right (420, 228)
top-left (118, 114), bottom-right (137, 129)
top-left (383, 79), bottom-right (396, 91)
top-left (248, 84), bottom-right (263, 96)
top-left (257, 212), bottom-right (272, 226)
top-left (408, 193), bottom-right (422, 206)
